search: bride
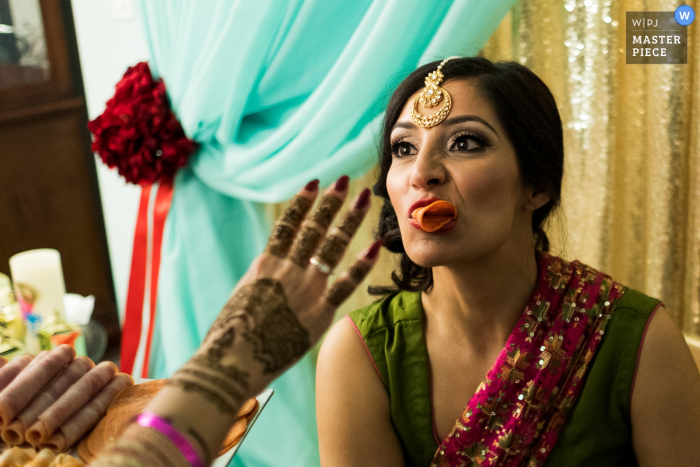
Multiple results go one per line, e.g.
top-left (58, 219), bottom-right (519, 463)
top-left (316, 57), bottom-right (700, 467)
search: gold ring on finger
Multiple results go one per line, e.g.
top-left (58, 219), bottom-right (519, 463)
top-left (310, 256), bottom-right (333, 275)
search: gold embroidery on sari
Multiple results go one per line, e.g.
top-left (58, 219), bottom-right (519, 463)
top-left (431, 253), bottom-right (627, 467)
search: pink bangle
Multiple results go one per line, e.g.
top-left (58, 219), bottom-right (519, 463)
top-left (136, 412), bottom-right (205, 467)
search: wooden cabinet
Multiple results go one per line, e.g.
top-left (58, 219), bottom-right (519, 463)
top-left (0, 0), bottom-right (119, 359)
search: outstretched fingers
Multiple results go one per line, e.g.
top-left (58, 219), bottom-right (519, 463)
top-left (312, 188), bottom-right (372, 274)
top-left (265, 179), bottom-right (320, 258)
top-left (325, 239), bottom-right (383, 307)
top-left (288, 176), bottom-right (350, 269)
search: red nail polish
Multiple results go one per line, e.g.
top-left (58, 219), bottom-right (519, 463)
top-left (333, 175), bottom-right (350, 192)
top-left (305, 179), bottom-right (320, 192)
top-left (365, 239), bottom-right (383, 259)
top-left (353, 188), bottom-right (371, 210)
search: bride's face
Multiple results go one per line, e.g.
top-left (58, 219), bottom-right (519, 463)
top-left (386, 79), bottom-right (537, 268)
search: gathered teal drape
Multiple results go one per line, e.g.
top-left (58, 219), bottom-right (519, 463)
top-left (137, 0), bottom-right (514, 465)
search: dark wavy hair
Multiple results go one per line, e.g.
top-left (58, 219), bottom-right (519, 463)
top-left (370, 57), bottom-right (564, 294)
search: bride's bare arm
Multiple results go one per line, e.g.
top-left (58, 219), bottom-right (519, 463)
top-left (631, 306), bottom-right (700, 467)
top-left (317, 318), bottom-right (405, 467)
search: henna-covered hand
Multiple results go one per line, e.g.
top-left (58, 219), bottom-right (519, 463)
top-left (265, 183), bottom-right (315, 258)
top-left (314, 188), bottom-right (371, 272)
top-left (140, 177), bottom-right (382, 466)
top-left (184, 177), bottom-right (381, 399)
top-left (210, 278), bottom-right (310, 374)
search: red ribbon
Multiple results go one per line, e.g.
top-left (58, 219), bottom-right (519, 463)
top-left (120, 179), bottom-right (174, 377)
top-left (142, 178), bottom-right (173, 378)
top-left (120, 186), bottom-right (151, 375)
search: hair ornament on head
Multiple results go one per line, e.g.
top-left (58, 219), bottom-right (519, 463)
top-left (410, 56), bottom-right (461, 128)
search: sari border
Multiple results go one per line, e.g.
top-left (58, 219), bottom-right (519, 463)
top-left (346, 315), bottom-right (385, 386)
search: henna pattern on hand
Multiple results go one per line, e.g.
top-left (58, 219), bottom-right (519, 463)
top-left (195, 328), bottom-right (251, 390)
top-left (210, 279), bottom-right (311, 374)
top-left (209, 300), bottom-right (251, 338)
top-left (281, 196), bottom-right (313, 227)
top-left (288, 225), bottom-right (323, 268)
top-left (348, 261), bottom-right (371, 284)
top-left (265, 196), bottom-right (312, 258)
top-left (265, 224), bottom-right (296, 258)
top-left (316, 235), bottom-right (349, 270)
top-left (310, 195), bottom-right (343, 229)
top-left (240, 279), bottom-right (310, 373)
top-left (178, 366), bottom-right (246, 404)
top-left (169, 327), bottom-right (252, 416)
top-left (166, 378), bottom-right (241, 415)
top-left (189, 355), bottom-right (251, 390)
top-left (325, 280), bottom-right (356, 307)
top-left (202, 326), bottom-right (236, 358)
top-left (337, 210), bottom-right (364, 237)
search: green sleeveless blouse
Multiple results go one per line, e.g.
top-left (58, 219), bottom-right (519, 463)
top-left (348, 289), bottom-right (659, 467)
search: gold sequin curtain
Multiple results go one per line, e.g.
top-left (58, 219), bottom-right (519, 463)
top-left (267, 0), bottom-right (700, 337)
top-left (481, 0), bottom-right (700, 336)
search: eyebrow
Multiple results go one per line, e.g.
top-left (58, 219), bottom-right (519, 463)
top-left (392, 115), bottom-right (499, 135)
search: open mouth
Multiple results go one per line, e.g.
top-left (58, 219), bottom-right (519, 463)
top-left (411, 200), bottom-right (458, 232)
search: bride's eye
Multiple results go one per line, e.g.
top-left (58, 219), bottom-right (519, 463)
top-left (450, 133), bottom-right (488, 152)
top-left (391, 140), bottom-right (417, 158)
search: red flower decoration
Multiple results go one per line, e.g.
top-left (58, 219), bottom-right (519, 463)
top-left (88, 62), bottom-right (196, 186)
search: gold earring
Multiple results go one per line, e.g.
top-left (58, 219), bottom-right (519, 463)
top-left (410, 56), bottom-right (460, 128)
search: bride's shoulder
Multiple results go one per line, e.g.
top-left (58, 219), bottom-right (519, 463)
top-left (317, 291), bottom-right (422, 387)
top-left (317, 301), bottom-right (394, 395)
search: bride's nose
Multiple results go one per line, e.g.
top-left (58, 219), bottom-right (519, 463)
top-left (409, 148), bottom-right (446, 190)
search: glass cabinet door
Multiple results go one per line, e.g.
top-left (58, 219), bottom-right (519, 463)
top-left (0, 0), bottom-right (50, 90)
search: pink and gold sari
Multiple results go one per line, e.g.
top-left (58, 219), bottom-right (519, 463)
top-left (432, 253), bottom-right (625, 467)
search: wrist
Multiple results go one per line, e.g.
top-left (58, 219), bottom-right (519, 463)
top-left (193, 327), bottom-right (278, 397)
top-left (136, 412), bottom-right (208, 467)
top-left (145, 382), bottom-right (239, 463)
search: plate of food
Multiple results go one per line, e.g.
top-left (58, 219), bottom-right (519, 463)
top-left (0, 384), bottom-right (272, 467)
top-left (0, 348), bottom-right (272, 466)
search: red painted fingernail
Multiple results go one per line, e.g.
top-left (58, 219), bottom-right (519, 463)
top-left (364, 239), bottom-right (383, 259)
top-left (353, 188), bottom-right (371, 210)
top-left (305, 179), bottom-right (320, 192)
top-left (333, 175), bottom-right (350, 192)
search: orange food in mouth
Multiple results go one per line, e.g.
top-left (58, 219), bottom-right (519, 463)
top-left (411, 200), bottom-right (457, 232)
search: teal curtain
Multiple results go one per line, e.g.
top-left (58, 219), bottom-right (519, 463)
top-left (138, 0), bottom-right (514, 465)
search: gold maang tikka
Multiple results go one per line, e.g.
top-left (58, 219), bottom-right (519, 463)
top-left (410, 56), bottom-right (460, 128)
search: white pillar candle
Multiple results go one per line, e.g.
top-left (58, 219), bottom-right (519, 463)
top-left (9, 249), bottom-right (67, 321)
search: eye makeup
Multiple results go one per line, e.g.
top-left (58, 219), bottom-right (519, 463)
top-left (390, 138), bottom-right (417, 158)
top-left (448, 130), bottom-right (491, 152)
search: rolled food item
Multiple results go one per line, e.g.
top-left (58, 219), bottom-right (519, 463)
top-left (0, 354), bottom-right (33, 393)
top-left (0, 446), bottom-right (34, 466)
top-left (26, 361), bottom-right (117, 446)
top-left (41, 373), bottom-right (134, 452)
top-left (412, 200), bottom-right (458, 232)
top-left (49, 453), bottom-right (86, 466)
top-left (0, 346), bottom-right (75, 428)
top-left (2, 357), bottom-right (94, 446)
top-left (27, 449), bottom-right (56, 467)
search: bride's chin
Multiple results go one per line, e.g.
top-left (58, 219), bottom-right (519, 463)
top-left (404, 249), bottom-right (449, 269)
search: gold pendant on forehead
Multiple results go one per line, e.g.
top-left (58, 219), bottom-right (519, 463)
top-left (410, 56), bottom-right (460, 128)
